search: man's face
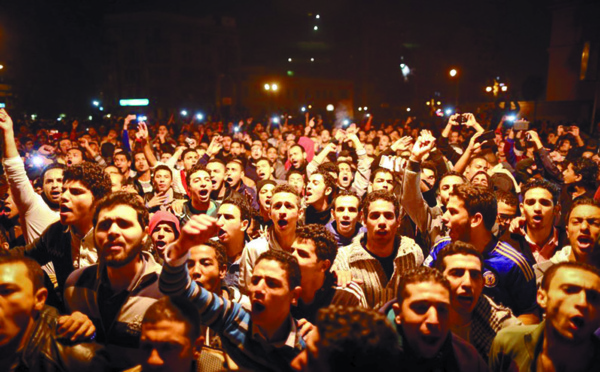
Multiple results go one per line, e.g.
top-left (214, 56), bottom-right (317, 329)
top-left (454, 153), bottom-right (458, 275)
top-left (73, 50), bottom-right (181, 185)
top-left (562, 163), bottom-right (579, 185)
top-left (249, 259), bottom-right (298, 329)
top-left (371, 171), bottom-right (394, 192)
top-left (288, 174), bottom-right (305, 195)
top-left (332, 195), bottom-right (360, 238)
top-left (206, 162), bottom-right (226, 191)
top-left (496, 200), bottom-right (518, 236)
top-left (113, 154), bottom-right (130, 174)
top-left (221, 136), bottom-right (232, 151)
top-left (256, 159), bottom-right (273, 181)
top-left (558, 139), bottom-right (572, 156)
top-left (292, 239), bottom-right (327, 287)
top-left (442, 196), bottom-right (472, 242)
top-left (270, 192), bottom-right (299, 235)
top-left (320, 130), bottom-right (331, 144)
top-left (158, 125), bottom-right (168, 137)
top-left (225, 162), bottom-right (243, 188)
top-left (188, 170), bottom-right (212, 204)
top-left (183, 152), bottom-right (199, 171)
top-left (59, 139), bottom-right (72, 154)
top-left (42, 168), bottom-right (63, 205)
top-left (442, 254), bottom-right (483, 316)
top-left (449, 131), bottom-right (460, 145)
top-left (134, 153), bottom-right (150, 173)
top-left (393, 282), bottom-right (450, 359)
top-left (94, 204), bottom-right (146, 268)
top-left (230, 142), bottom-right (242, 156)
top-left (160, 153), bottom-right (172, 163)
top-left (337, 163), bottom-right (354, 188)
top-left (153, 170), bottom-right (173, 193)
top-left (365, 143), bottom-right (375, 157)
top-left (258, 184), bottom-right (275, 212)
top-left (288, 146), bottom-right (305, 169)
top-left (539, 267), bottom-right (600, 344)
top-left (251, 142), bottom-right (263, 160)
top-left (66, 148), bottom-right (83, 166)
top-left (109, 172), bottom-right (124, 192)
top-left (420, 168), bottom-right (436, 193)
top-left (60, 180), bottom-right (94, 226)
top-left (364, 199), bottom-right (399, 245)
top-left (267, 147), bottom-right (278, 163)
top-left (465, 158), bottom-right (489, 179)
top-left (187, 245), bottom-right (225, 293)
top-left (151, 223), bottom-right (176, 258)
top-left (438, 175), bottom-right (465, 206)
top-left (216, 203), bottom-right (247, 245)
top-left (305, 174), bottom-right (331, 206)
top-left (140, 320), bottom-right (196, 372)
top-left (520, 187), bottom-right (555, 232)
top-left (567, 204), bottom-right (600, 262)
top-left (378, 135), bottom-right (390, 151)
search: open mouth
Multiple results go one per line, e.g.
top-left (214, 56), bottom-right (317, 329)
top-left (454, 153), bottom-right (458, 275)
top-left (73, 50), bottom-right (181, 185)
top-left (375, 229), bottom-right (388, 235)
top-left (342, 176), bottom-right (349, 183)
top-left (155, 240), bottom-right (167, 249)
top-left (218, 228), bottom-right (227, 240)
top-left (51, 191), bottom-right (61, 198)
top-left (226, 177), bottom-right (233, 184)
top-left (60, 205), bottom-right (71, 214)
top-left (340, 220), bottom-right (351, 228)
top-left (570, 316), bottom-right (585, 329)
top-left (277, 220), bottom-right (289, 228)
top-left (199, 189), bottom-right (209, 197)
top-left (67, 160), bottom-right (73, 166)
top-left (252, 301), bottom-right (266, 314)
top-left (577, 236), bottom-right (594, 249)
top-left (211, 179), bottom-right (217, 186)
top-left (532, 215), bottom-right (543, 223)
top-left (457, 294), bottom-right (474, 304)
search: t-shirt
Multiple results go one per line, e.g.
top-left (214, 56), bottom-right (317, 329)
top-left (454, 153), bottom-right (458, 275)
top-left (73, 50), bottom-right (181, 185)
top-left (368, 246), bottom-right (399, 281)
top-left (424, 237), bottom-right (537, 316)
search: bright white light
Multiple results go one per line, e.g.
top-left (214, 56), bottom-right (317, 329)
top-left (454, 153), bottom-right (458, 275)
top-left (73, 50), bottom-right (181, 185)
top-left (314, 26), bottom-right (318, 31)
top-left (138, 115), bottom-right (147, 121)
top-left (196, 113), bottom-right (204, 120)
top-left (406, 107), bottom-right (411, 112)
top-left (326, 104), bottom-right (334, 112)
top-left (272, 117), bottom-right (279, 123)
top-left (288, 58), bottom-right (292, 62)
top-left (426, 101), bottom-right (430, 105)
top-left (264, 83), bottom-right (271, 90)
top-left (486, 86), bottom-right (492, 92)
top-left (99, 107), bottom-right (104, 111)
top-left (181, 110), bottom-right (188, 116)
top-left (311, 58), bottom-right (315, 62)
top-left (308, 105), bottom-right (312, 109)
top-left (366, 113), bottom-right (370, 117)
top-left (301, 107), bottom-right (306, 112)
top-left (343, 119), bottom-right (350, 126)
top-left (31, 114), bottom-right (37, 120)
top-left (57, 117), bottom-right (62, 121)
top-left (271, 84), bottom-right (278, 91)
top-left (92, 101), bottom-right (99, 107)
top-left (363, 107), bottom-right (368, 111)
top-left (506, 115), bottom-right (516, 121)
top-left (449, 69), bottom-right (457, 77)
top-left (88, 116), bottom-right (93, 120)
top-left (400, 63), bottom-right (405, 68)
top-left (401, 65), bottom-right (410, 76)
top-left (358, 107), bottom-right (362, 111)
top-left (501, 86), bottom-right (508, 92)
top-left (445, 109), bottom-right (453, 115)
top-left (437, 101), bottom-right (441, 105)
top-left (316, 14), bottom-right (320, 19)
top-left (105, 114), bottom-right (111, 118)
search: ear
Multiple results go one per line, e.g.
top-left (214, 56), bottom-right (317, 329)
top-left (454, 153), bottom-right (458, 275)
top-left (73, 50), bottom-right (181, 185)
top-left (240, 219), bottom-right (249, 232)
top-left (392, 302), bottom-right (402, 325)
top-left (325, 186), bottom-right (333, 197)
top-left (320, 259), bottom-right (331, 273)
top-left (575, 173), bottom-right (583, 183)
top-left (471, 212), bottom-right (484, 229)
top-left (193, 335), bottom-right (205, 359)
top-left (219, 264), bottom-right (227, 280)
top-left (537, 288), bottom-right (548, 311)
top-left (1, 242), bottom-right (9, 250)
top-left (519, 203), bottom-right (525, 216)
top-left (34, 287), bottom-right (48, 312)
top-left (554, 203), bottom-right (561, 217)
top-left (303, 152), bottom-right (307, 160)
top-left (290, 286), bottom-right (302, 306)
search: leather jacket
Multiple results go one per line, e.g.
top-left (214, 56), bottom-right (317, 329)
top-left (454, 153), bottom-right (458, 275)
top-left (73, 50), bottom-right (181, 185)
top-left (9, 307), bottom-right (108, 372)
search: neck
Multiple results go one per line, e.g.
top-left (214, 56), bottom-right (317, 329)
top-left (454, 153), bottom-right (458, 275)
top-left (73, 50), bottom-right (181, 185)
top-left (258, 315), bottom-right (291, 343)
top-left (310, 199), bottom-right (329, 213)
top-left (225, 238), bottom-right (245, 263)
top-left (300, 273), bottom-right (326, 304)
top-left (191, 198), bottom-right (210, 211)
top-left (274, 228), bottom-right (296, 252)
top-left (71, 219), bottom-right (92, 238)
top-left (449, 307), bottom-right (472, 328)
top-left (139, 171), bottom-right (151, 181)
top-left (260, 208), bottom-right (270, 221)
top-left (526, 224), bottom-right (554, 248)
top-left (542, 326), bottom-right (595, 371)
top-left (106, 256), bottom-right (143, 293)
top-left (571, 184), bottom-right (587, 199)
top-left (470, 229), bottom-right (493, 253)
top-left (366, 235), bottom-right (395, 257)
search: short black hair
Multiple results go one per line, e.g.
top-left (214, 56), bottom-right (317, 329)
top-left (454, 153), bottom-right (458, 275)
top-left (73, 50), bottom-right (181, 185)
top-left (370, 167), bottom-right (394, 183)
top-left (63, 162), bottom-right (112, 201)
top-left (295, 224), bottom-right (338, 264)
top-left (570, 157), bottom-right (599, 189)
top-left (434, 241), bottom-right (484, 273)
top-left (521, 178), bottom-right (560, 205)
top-left (451, 183), bottom-right (497, 231)
top-left (255, 250), bottom-right (301, 289)
top-left (41, 163), bottom-right (65, 182)
top-left (362, 189), bottom-right (400, 218)
top-left (495, 190), bottom-right (519, 209)
top-left (199, 240), bottom-right (228, 268)
top-left (566, 198), bottom-right (600, 222)
top-left (333, 189), bottom-right (360, 208)
top-left (541, 261), bottom-right (600, 291)
top-left (93, 191), bottom-right (149, 231)
top-left (153, 164), bottom-right (173, 179)
top-left (113, 150), bottom-right (131, 162)
top-left (0, 256), bottom-right (45, 292)
top-left (272, 183), bottom-right (301, 207)
top-left (143, 296), bottom-right (201, 341)
top-left (396, 266), bottom-right (450, 306)
top-left (220, 193), bottom-right (252, 224)
top-left (186, 163), bottom-right (210, 188)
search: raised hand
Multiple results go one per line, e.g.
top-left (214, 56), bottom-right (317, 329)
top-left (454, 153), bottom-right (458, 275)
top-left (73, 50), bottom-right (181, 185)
top-left (147, 193), bottom-right (168, 209)
top-left (391, 136), bottom-right (413, 152)
top-left (137, 122), bottom-right (149, 140)
top-left (124, 114), bottom-right (137, 129)
top-left (410, 131), bottom-right (436, 162)
top-left (0, 108), bottom-right (14, 132)
top-left (169, 214), bottom-right (219, 260)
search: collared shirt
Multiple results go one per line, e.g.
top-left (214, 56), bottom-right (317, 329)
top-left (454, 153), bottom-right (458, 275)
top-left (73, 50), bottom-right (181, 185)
top-left (523, 227), bottom-right (559, 264)
top-left (71, 227), bottom-right (97, 270)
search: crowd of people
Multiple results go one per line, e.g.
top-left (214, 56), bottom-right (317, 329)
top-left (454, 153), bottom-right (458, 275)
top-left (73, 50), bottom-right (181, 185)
top-left (1, 106), bottom-right (600, 372)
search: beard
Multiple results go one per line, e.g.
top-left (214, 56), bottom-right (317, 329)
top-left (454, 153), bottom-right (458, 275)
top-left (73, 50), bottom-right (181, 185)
top-left (102, 238), bottom-right (146, 268)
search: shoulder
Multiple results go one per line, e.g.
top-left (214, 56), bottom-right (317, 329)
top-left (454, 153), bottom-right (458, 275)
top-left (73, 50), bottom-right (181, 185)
top-left (65, 265), bottom-right (98, 288)
top-left (492, 241), bottom-right (535, 282)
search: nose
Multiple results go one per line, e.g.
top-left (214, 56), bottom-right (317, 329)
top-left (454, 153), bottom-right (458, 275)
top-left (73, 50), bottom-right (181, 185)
top-left (146, 349), bottom-right (164, 366)
top-left (461, 272), bottom-right (473, 289)
top-left (217, 215), bottom-right (225, 227)
top-left (581, 220), bottom-right (590, 232)
top-left (442, 210), bottom-right (450, 224)
top-left (424, 307), bottom-right (441, 330)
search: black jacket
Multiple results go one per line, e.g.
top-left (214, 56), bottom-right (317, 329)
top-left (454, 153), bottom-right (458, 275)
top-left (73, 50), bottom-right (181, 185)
top-left (9, 306), bottom-right (108, 372)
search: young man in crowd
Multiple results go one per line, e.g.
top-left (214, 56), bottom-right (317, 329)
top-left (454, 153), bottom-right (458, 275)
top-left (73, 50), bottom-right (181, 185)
top-left (325, 190), bottom-right (365, 247)
top-left (133, 151), bottom-right (154, 194)
top-left (370, 168), bottom-right (396, 193)
top-left (425, 183), bottom-right (539, 324)
top-left (390, 266), bottom-right (487, 371)
top-left (239, 184), bottom-right (301, 293)
top-left (149, 210), bottom-right (180, 261)
top-left (206, 157), bottom-right (229, 203)
top-left (8, 162), bottom-right (112, 309)
top-left (144, 165), bottom-right (186, 213)
top-left (332, 190), bottom-right (424, 309)
top-left (305, 170), bottom-right (336, 225)
top-left (490, 262), bottom-right (600, 371)
top-left (493, 190), bottom-right (519, 239)
top-left (291, 224), bottom-right (367, 322)
top-left (434, 241), bottom-right (520, 361)
top-left (114, 150), bottom-right (136, 181)
top-left (256, 157), bottom-right (285, 184)
top-left (256, 179), bottom-right (276, 228)
top-left (177, 163), bottom-right (218, 225)
top-left (0, 256), bottom-right (107, 372)
top-left (64, 192), bottom-right (163, 370)
top-left (288, 144), bottom-right (308, 175)
top-left (287, 170), bottom-right (306, 196)
top-left (160, 214), bottom-right (306, 372)
top-left (559, 157), bottom-right (599, 227)
top-left (225, 157), bottom-right (258, 210)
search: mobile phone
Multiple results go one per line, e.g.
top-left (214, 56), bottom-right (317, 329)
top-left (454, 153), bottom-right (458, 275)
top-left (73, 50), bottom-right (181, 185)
top-left (513, 120), bottom-right (530, 131)
top-left (476, 130), bottom-right (496, 144)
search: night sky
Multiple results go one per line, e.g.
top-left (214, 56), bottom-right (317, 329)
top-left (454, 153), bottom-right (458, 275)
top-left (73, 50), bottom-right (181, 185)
top-left (0, 0), bottom-right (551, 117)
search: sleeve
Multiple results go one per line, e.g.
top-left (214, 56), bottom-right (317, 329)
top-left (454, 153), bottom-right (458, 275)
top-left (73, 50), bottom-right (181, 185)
top-left (488, 331), bottom-right (518, 372)
top-left (436, 137), bottom-right (462, 166)
top-left (238, 242), bottom-right (259, 295)
top-left (350, 151), bottom-right (371, 198)
top-left (93, 154), bottom-right (107, 168)
top-left (507, 264), bottom-right (538, 316)
top-left (122, 130), bottom-right (131, 152)
top-left (330, 247), bottom-right (350, 272)
top-left (423, 239), bottom-right (448, 267)
top-left (402, 160), bottom-right (434, 234)
top-left (9, 230), bottom-right (52, 266)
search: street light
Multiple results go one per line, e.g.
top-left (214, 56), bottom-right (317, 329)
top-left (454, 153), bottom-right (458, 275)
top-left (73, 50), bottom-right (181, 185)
top-left (92, 100), bottom-right (100, 107)
top-left (271, 83), bottom-right (278, 91)
top-left (501, 85), bottom-right (508, 92)
top-left (181, 110), bottom-right (188, 116)
top-left (326, 104), bottom-right (334, 112)
top-left (0, 65), bottom-right (4, 70)
top-left (449, 69), bottom-right (459, 106)
top-left (196, 113), bottom-right (204, 120)
top-left (264, 83), bottom-right (271, 91)
top-left (449, 69), bottom-right (457, 77)
top-left (486, 86), bottom-right (492, 92)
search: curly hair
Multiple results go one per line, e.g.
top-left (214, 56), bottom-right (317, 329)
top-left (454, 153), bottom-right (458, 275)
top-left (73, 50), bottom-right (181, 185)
top-left (571, 157), bottom-right (599, 189)
top-left (63, 162), bottom-right (111, 201)
top-left (93, 191), bottom-right (149, 231)
top-left (295, 224), bottom-right (338, 264)
top-left (314, 305), bottom-right (400, 372)
top-left (310, 169), bottom-right (337, 203)
top-left (255, 250), bottom-right (301, 289)
top-left (520, 177), bottom-right (560, 205)
top-left (143, 297), bottom-right (201, 341)
top-left (396, 266), bottom-right (450, 305)
top-left (494, 190), bottom-right (519, 209)
top-left (361, 189), bottom-right (400, 218)
top-left (451, 183), bottom-right (497, 231)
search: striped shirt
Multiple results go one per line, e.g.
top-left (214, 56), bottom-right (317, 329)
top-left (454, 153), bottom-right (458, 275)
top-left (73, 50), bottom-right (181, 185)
top-left (424, 237), bottom-right (537, 316)
top-left (64, 252), bottom-right (163, 370)
top-left (160, 248), bottom-right (305, 372)
top-left (331, 233), bottom-right (424, 310)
